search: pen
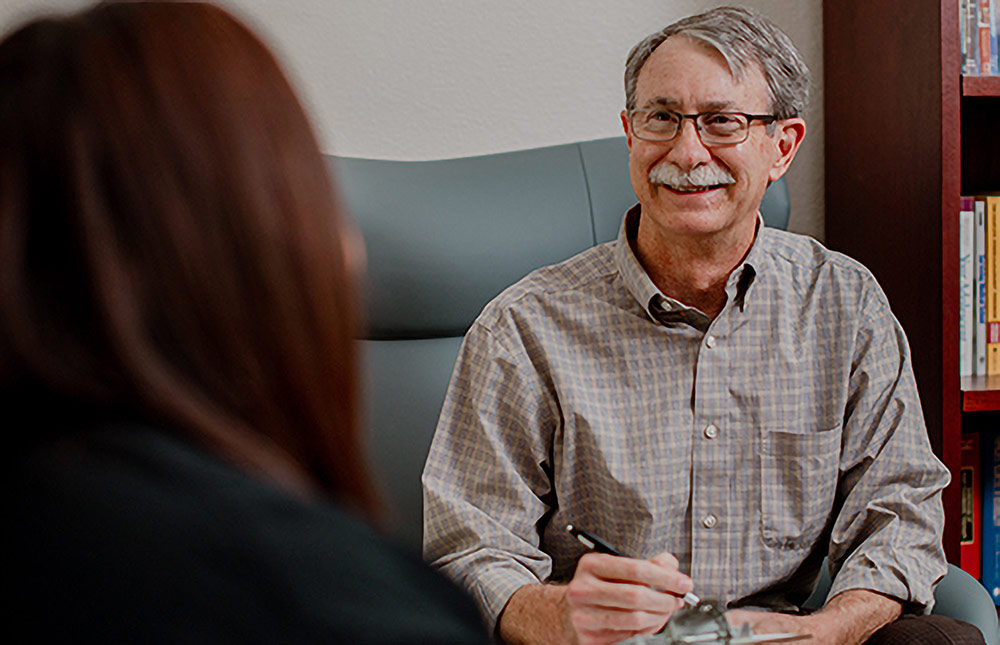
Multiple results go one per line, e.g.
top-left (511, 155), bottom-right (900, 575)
top-left (566, 523), bottom-right (700, 607)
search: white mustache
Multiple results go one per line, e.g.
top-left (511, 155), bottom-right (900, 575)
top-left (649, 162), bottom-right (736, 189)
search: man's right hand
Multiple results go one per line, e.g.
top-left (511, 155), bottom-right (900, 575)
top-left (565, 551), bottom-right (693, 643)
top-left (498, 551), bottom-right (693, 644)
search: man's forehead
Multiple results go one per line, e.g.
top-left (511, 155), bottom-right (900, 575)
top-left (634, 37), bottom-right (770, 110)
top-left (638, 96), bottom-right (738, 112)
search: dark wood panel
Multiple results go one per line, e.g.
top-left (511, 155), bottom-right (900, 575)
top-left (825, 0), bottom-right (948, 443)
top-left (824, 0), bottom-right (963, 561)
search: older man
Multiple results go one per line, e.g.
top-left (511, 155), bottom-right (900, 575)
top-left (423, 7), bottom-right (977, 644)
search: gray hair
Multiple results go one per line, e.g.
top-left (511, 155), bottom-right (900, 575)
top-left (624, 6), bottom-right (810, 119)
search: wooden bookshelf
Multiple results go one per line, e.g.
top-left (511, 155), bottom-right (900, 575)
top-left (824, 0), bottom-right (1000, 563)
top-left (962, 74), bottom-right (1000, 96)
top-left (962, 376), bottom-right (1000, 412)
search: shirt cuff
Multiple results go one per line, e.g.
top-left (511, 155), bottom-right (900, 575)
top-left (442, 560), bottom-right (544, 633)
top-left (827, 548), bottom-right (946, 614)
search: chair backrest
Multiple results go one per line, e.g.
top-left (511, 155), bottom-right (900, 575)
top-left (329, 136), bottom-right (790, 549)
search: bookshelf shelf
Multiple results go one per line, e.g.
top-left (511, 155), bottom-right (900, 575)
top-left (961, 74), bottom-right (1000, 96)
top-left (961, 376), bottom-right (1000, 412)
top-left (824, 0), bottom-right (999, 563)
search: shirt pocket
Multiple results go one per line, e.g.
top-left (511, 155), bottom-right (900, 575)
top-left (759, 425), bottom-right (841, 550)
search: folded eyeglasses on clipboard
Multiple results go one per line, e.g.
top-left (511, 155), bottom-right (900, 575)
top-left (632, 599), bottom-right (810, 645)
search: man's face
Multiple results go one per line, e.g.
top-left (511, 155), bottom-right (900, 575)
top-left (622, 36), bottom-right (804, 242)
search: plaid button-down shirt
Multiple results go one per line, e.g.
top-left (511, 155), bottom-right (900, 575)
top-left (422, 207), bottom-right (949, 629)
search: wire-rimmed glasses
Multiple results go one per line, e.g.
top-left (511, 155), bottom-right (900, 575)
top-left (628, 108), bottom-right (777, 146)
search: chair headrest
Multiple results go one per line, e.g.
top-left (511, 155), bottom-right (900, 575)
top-left (330, 137), bottom-right (789, 340)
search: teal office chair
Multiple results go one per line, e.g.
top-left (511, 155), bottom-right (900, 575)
top-left (330, 137), bottom-right (997, 644)
top-left (332, 137), bottom-right (787, 549)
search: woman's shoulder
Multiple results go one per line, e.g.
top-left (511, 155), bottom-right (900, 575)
top-left (10, 422), bottom-right (487, 643)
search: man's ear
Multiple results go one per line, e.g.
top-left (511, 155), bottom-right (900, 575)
top-left (768, 117), bottom-right (806, 182)
top-left (621, 110), bottom-right (633, 150)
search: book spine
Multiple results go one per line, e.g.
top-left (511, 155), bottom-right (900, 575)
top-left (961, 433), bottom-right (982, 580)
top-left (982, 430), bottom-right (1000, 605)
top-left (975, 199), bottom-right (988, 376)
top-left (963, 0), bottom-right (970, 72)
top-left (988, 197), bottom-right (1000, 375)
top-left (981, 0), bottom-right (994, 74)
top-left (960, 205), bottom-right (975, 377)
top-left (969, 0), bottom-right (984, 74)
top-left (958, 0), bottom-right (969, 74)
top-left (993, 0), bottom-right (999, 73)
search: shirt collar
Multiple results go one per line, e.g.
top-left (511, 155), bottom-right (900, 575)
top-left (613, 205), bottom-right (762, 327)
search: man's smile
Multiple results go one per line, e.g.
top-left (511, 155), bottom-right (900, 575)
top-left (647, 161), bottom-right (736, 198)
top-left (658, 183), bottom-right (728, 194)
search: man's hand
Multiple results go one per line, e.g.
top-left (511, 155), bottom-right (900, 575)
top-left (725, 589), bottom-right (903, 645)
top-left (498, 550), bottom-right (693, 644)
top-left (724, 610), bottom-right (829, 644)
top-left (565, 551), bottom-right (693, 643)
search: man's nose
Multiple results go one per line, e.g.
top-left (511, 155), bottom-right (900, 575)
top-left (665, 118), bottom-right (713, 168)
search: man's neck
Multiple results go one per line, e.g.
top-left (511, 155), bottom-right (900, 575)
top-left (633, 213), bottom-right (757, 320)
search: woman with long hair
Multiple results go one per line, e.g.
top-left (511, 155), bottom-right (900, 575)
top-left (1, 2), bottom-right (485, 641)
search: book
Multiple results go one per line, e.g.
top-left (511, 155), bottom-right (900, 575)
top-left (960, 203), bottom-right (975, 377)
top-left (986, 196), bottom-right (1000, 375)
top-left (961, 434), bottom-right (982, 580)
top-left (965, 0), bottom-right (983, 74)
top-left (982, 430), bottom-right (1000, 605)
top-left (980, 0), bottom-right (995, 74)
top-left (975, 198), bottom-right (988, 376)
top-left (993, 0), bottom-right (1000, 74)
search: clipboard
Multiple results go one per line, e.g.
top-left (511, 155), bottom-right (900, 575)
top-left (651, 599), bottom-right (811, 645)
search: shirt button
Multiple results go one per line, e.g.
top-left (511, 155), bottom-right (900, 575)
top-left (704, 424), bottom-right (719, 439)
top-left (702, 514), bottom-right (717, 529)
top-left (705, 335), bottom-right (717, 348)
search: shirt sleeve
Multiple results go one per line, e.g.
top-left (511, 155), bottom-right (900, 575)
top-left (826, 280), bottom-right (951, 613)
top-left (422, 316), bottom-right (559, 630)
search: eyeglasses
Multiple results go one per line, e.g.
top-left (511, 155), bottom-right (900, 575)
top-left (628, 108), bottom-right (777, 146)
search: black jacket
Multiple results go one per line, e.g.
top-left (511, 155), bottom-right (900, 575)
top-left (10, 422), bottom-right (487, 643)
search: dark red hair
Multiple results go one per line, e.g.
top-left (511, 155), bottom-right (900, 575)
top-left (0, 2), bottom-right (377, 512)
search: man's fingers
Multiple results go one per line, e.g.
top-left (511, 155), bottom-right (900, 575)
top-left (650, 551), bottom-right (680, 569)
top-left (567, 576), bottom-right (684, 613)
top-left (576, 552), bottom-right (694, 596)
top-left (571, 606), bottom-right (667, 633)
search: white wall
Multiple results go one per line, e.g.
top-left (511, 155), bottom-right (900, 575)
top-left (0, 0), bottom-right (93, 34)
top-left (0, 0), bottom-right (824, 238)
